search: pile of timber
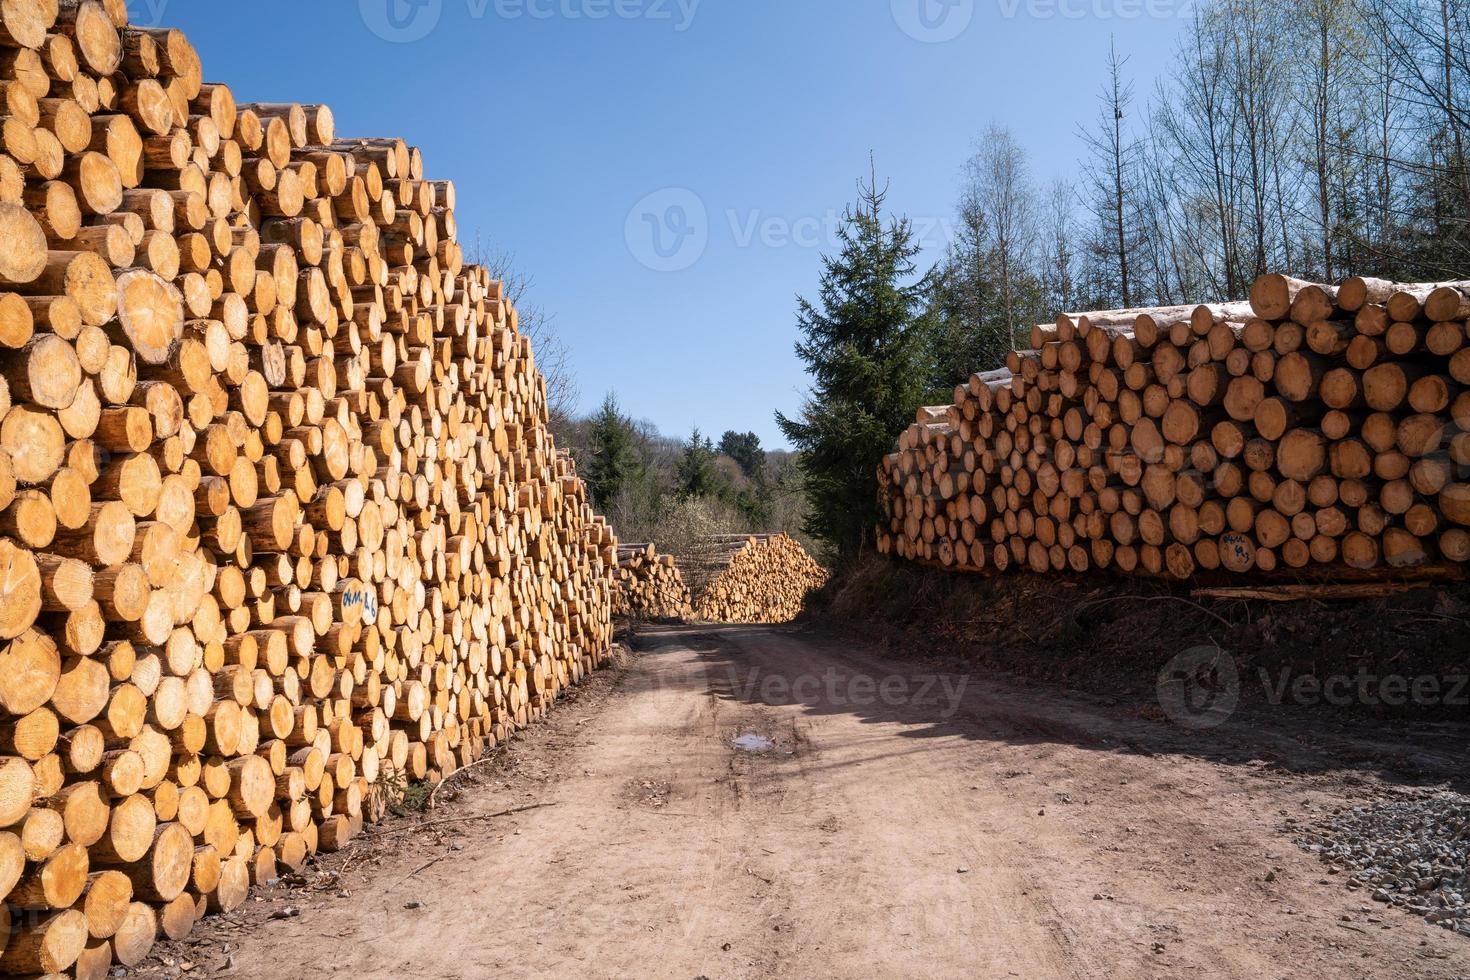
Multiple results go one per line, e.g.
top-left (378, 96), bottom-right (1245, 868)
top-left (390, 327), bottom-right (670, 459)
top-left (877, 274), bottom-right (1470, 580)
top-left (0, 2), bottom-right (620, 976)
top-left (686, 534), bottom-right (828, 624)
top-left (612, 544), bottom-right (690, 620)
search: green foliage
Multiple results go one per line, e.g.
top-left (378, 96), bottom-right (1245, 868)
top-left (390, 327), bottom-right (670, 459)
top-left (776, 172), bottom-right (934, 564)
top-left (718, 431), bottom-right (767, 480)
top-left (925, 123), bottom-right (1047, 395)
top-left (583, 394), bottom-right (643, 511)
top-left (376, 767), bottom-right (433, 817)
top-left (676, 428), bottom-right (721, 499)
top-left (562, 400), bottom-right (812, 559)
top-left (926, 207), bottom-right (1044, 393)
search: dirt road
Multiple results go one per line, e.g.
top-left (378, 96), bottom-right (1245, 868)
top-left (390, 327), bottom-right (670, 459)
top-left (176, 624), bottom-right (1468, 979)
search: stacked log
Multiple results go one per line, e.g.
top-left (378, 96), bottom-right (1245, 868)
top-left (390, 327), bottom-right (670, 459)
top-left (612, 544), bottom-right (690, 620)
top-left (0, 3), bottom-right (617, 976)
top-left (686, 534), bottom-right (828, 624)
top-left (876, 274), bottom-right (1470, 580)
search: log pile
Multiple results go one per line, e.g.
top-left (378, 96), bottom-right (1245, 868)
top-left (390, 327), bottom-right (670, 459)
top-left (611, 544), bottom-right (691, 621)
top-left (0, 2), bottom-right (618, 975)
top-left (877, 274), bottom-right (1470, 580)
top-left (686, 534), bottom-right (828, 624)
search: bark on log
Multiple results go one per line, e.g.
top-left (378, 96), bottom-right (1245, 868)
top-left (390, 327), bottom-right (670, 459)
top-left (878, 274), bottom-right (1470, 585)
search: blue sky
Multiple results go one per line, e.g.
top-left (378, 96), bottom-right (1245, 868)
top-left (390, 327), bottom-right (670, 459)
top-left (150, 0), bottom-right (1194, 448)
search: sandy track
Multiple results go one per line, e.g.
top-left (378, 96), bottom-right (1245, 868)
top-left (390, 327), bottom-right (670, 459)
top-left (174, 624), bottom-right (1468, 979)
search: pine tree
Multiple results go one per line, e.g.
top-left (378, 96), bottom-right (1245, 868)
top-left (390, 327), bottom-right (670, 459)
top-left (926, 208), bottom-right (1008, 391)
top-left (776, 170), bottom-right (934, 563)
top-left (676, 428), bottom-right (720, 499)
top-left (718, 431), bottom-right (766, 480)
top-left (583, 394), bottom-right (642, 511)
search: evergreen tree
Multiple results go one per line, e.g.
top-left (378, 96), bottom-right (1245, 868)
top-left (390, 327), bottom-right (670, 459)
top-left (676, 428), bottom-right (721, 498)
top-left (718, 431), bottom-right (766, 480)
top-left (776, 170), bottom-right (934, 563)
top-left (583, 394), bottom-right (642, 510)
top-left (926, 209), bottom-right (1006, 391)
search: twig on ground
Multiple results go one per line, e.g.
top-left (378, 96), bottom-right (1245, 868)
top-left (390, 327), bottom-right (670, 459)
top-left (400, 853), bottom-right (451, 884)
top-left (370, 803), bottom-right (558, 840)
top-left (1389, 609), bottom-right (1470, 625)
top-left (1073, 594), bottom-right (1236, 631)
top-left (335, 849), bottom-right (363, 880)
top-left (427, 747), bottom-right (511, 810)
top-left (1193, 583), bottom-right (1421, 603)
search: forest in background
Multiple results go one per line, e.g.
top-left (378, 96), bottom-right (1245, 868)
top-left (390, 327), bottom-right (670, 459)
top-left (561, 399), bottom-right (813, 557)
top-left (934, 0), bottom-right (1470, 389)
top-left (471, 246), bottom-right (814, 559)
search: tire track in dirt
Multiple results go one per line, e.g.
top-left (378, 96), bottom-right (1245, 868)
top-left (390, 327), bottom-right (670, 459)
top-left (166, 624), bottom-right (1467, 979)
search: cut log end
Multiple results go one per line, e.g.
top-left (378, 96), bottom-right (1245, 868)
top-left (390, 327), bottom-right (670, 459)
top-left (0, 203), bottom-right (48, 284)
top-left (115, 269), bottom-right (183, 365)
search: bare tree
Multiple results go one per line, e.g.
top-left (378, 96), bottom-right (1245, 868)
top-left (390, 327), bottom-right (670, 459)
top-left (1361, 8), bottom-right (1404, 267)
top-left (1217, 0), bottom-right (1298, 279)
top-left (1039, 178), bottom-right (1078, 315)
top-left (1135, 117), bottom-right (1199, 305)
top-left (468, 238), bottom-right (581, 432)
top-left (1293, 0), bottom-right (1368, 281)
top-left (1054, 0), bottom-right (1468, 305)
top-left (959, 124), bottom-right (1040, 345)
top-left (1364, 0), bottom-right (1470, 275)
top-left (1154, 8), bottom-right (1243, 298)
top-left (1080, 38), bottom-right (1141, 307)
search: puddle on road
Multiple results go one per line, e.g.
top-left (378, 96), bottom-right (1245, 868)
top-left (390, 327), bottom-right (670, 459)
top-left (732, 734), bottom-right (775, 753)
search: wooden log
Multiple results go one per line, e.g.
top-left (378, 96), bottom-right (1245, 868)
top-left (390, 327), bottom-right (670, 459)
top-left (0, 202), bottom-right (48, 285)
top-left (9, 840), bottom-right (89, 908)
top-left (112, 269), bottom-right (182, 364)
top-left (109, 901), bottom-right (156, 966)
top-left (0, 907), bottom-right (87, 974)
top-left (112, 821), bottom-right (191, 901)
top-left (28, 249), bottom-right (116, 325)
top-left (58, 0), bottom-right (122, 76)
top-left (1251, 274), bottom-right (1326, 321)
top-left (0, 333), bottom-right (81, 409)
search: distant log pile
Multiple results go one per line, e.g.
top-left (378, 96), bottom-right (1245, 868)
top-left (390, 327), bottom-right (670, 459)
top-left (0, 2), bottom-right (617, 976)
top-left (686, 534), bottom-right (828, 623)
top-left (878, 274), bottom-right (1470, 580)
top-left (612, 544), bottom-right (690, 620)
